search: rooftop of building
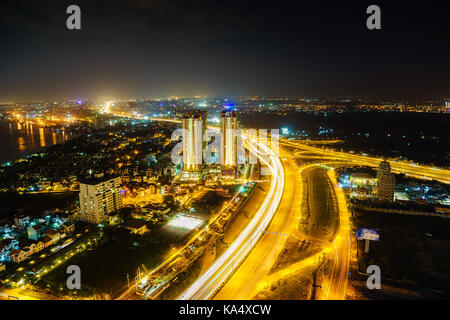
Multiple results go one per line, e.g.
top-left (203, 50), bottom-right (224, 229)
top-left (42, 236), bottom-right (52, 243)
top-left (220, 109), bottom-right (238, 116)
top-left (10, 249), bottom-right (22, 255)
top-left (79, 173), bottom-right (120, 185)
top-left (181, 110), bottom-right (206, 119)
top-left (123, 218), bottom-right (149, 229)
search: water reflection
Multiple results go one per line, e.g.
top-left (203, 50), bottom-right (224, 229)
top-left (18, 137), bottom-right (26, 152)
top-left (39, 127), bottom-right (46, 147)
top-left (0, 121), bottom-right (75, 162)
top-left (30, 124), bottom-right (34, 144)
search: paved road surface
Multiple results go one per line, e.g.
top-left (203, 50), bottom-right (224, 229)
top-left (214, 152), bottom-right (300, 300)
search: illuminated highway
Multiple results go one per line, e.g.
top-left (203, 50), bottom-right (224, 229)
top-left (213, 159), bottom-right (348, 300)
top-left (114, 118), bottom-right (284, 300)
top-left (178, 140), bottom-right (285, 300)
top-left (0, 288), bottom-right (37, 300)
top-left (281, 139), bottom-right (450, 183)
top-left (107, 112), bottom-right (286, 300)
top-left (325, 169), bottom-right (350, 300)
top-left (214, 150), bottom-right (300, 299)
top-left (107, 113), bottom-right (448, 301)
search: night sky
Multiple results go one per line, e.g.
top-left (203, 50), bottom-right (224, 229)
top-left (0, 0), bottom-right (449, 100)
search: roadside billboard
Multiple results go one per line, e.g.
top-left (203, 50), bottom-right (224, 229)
top-left (356, 228), bottom-right (380, 241)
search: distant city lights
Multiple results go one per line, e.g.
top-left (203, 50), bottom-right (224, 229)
top-left (281, 127), bottom-right (290, 135)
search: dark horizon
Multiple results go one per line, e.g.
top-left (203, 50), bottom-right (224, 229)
top-left (1, 0), bottom-right (450, 101)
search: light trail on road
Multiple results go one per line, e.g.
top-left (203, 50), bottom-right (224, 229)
top-left (214, 152), bottom-right (301, 299)
top-left (113, 118), bottom-right (282, 300)
top-left (178, 140), bottom-right (285, 300)
top-left (324, 169), bottom-right (350, 300)
top-left (281, 139), bottom-right (450, 183)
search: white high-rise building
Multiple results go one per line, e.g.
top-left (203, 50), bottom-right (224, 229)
top-left (377, 161), bottom-right (395, 202)
top-left (220, 109), bottom-right (239, 167)
top-left (220, 109), bottom-right (240, 180)
top-left (79, 173), bottom-right (122, 224)
top-left (181, 112), bottom-right (204, 181)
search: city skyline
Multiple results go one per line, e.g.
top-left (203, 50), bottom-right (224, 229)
top-left (1, 0), bottom-right (449, 307)
top-left (0, 100), bottom-right (449, 302)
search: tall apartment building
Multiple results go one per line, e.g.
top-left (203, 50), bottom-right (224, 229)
top-left (377, 160), bottom-right (396, 201)
top-left (79, 173), bottom-right (122, 224)
top-left (181, 111), bottom-right (205, 181)
top-left (220, 109), bottom-right (239, 179)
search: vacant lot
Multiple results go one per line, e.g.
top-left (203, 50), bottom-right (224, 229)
top-left (351, 209), bottom-right (450, 298)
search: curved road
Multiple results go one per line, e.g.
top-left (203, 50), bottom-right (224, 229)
top-left (178, 141), bottom-right (285, 300)
top-left (214, 153), bottom-right (300, 299)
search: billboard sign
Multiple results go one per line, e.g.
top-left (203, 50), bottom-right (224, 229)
top-left (356, 228), bottom-right (380, 241)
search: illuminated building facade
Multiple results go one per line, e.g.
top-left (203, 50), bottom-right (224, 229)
top-left (79, 173), bottom-right (122, 224)
top-left (220, 109), bottom-right (239, 180)
top-left (377, 161), bottom-right (396, 202)
top-left (181, 112), bottom-right (205, 181)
